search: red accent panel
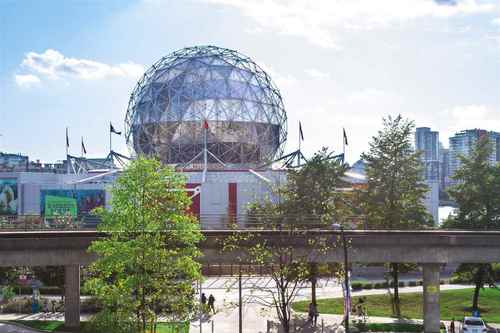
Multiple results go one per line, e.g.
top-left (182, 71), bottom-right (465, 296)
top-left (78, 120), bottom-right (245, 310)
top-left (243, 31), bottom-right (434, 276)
top-left (228, 183), bottom-right (237, 218)
top-left (186, 183), bottom-right (201, 219)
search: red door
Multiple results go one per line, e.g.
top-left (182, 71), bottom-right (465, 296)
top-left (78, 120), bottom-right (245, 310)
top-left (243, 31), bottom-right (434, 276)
top-left (186, 183), bottom-right (201, 219)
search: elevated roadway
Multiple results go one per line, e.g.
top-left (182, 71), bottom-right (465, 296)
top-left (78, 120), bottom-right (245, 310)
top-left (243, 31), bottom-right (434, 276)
top-left (0, 230), bottom-right (499, 332)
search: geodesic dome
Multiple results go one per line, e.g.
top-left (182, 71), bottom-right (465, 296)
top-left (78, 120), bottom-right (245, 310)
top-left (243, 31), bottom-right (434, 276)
top-left (124, 45), bottom-right (287, 166)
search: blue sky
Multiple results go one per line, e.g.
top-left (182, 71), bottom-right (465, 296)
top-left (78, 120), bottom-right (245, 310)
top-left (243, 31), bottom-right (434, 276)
top-left (1, 0), bottom-right (499, 163)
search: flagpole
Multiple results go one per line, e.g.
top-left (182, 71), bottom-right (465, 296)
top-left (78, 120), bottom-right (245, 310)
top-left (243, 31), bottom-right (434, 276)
top-left (298, 126), bottom-right (301, 166)
top-left (109, 123), bottom-right (112, 154)
top-left (342, 127), bottom-right (346, 164)
top-left (343, 138), bottom-right (345, 159)
top-left (66, 127), bottom-right (69, 174)
top-left (202, 120), bottom-right (208, 183)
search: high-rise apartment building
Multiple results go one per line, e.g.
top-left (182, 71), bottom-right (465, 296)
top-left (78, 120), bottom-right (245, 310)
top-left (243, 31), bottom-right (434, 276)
top-left (415, 127), bottom-right (440, 224)
top-left (448, 129), bottom-right (500, 185)
top-left (438, 144), bottom-right (449, 192)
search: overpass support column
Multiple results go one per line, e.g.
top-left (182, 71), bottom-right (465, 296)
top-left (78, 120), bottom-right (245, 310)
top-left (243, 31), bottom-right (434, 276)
top-left (64, 265), bottom-right (80, 330)
top-left (423, 263), bottom-right (440, 333)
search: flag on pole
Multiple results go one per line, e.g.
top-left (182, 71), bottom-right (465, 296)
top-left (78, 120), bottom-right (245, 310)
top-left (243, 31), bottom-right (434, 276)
top-left (343, 128), bottom-right (348, 146)
top-left (299, 121), bottom-right (304, 141)
top-left (66, 128), bottom-right (69, 148)
top-left (203, 119), bottom-right (209, 130)
top-left (110, 122), bottom-right (122, 135)
top-left (81, 137), bottom-right (87, 155)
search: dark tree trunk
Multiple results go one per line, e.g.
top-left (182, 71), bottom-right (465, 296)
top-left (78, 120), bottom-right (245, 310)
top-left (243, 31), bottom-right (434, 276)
top-left (310, 263), bottom-right (318, 306)
top-left (392, 263), bottom-right (401, 317)
top-left (472, 282), bottom-right (481, 311)
top-left (279, 284), bottom-right (290, 333)
top-left (472, 265), bottom-right (486, 311)
top-left (311, 277), bottom-right (317, 305)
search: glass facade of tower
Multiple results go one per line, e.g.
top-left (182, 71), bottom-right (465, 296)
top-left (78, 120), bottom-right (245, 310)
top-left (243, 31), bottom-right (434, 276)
top-left (448, 129), bottom-right (500, 185)
top-left (439, 144), bottom-right (449, 191)
top-left (415, 127), bottom-right (440, 181)
top-left (415, 127), bottom-right (440, 224)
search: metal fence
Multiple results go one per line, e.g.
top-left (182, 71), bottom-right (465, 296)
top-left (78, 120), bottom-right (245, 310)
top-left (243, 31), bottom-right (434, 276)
top-left (0, 214), bottom-right (366, 231)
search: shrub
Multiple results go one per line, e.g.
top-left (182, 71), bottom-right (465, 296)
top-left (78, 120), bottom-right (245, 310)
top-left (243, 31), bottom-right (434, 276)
top-left (381, 282), bottom-right (389, 288)
top-left (374, 282), bottom-right (383, 289)
top-left (362, 283), bottom-right (373, 290)
top-left (417, 280), bottom-right (423, 286)
top-left (492, 263), bottom-right (500, 281)
top-left (81, 298), bottom-right (102, 314)
top-left (398, 281), bottom-right (405, 288)
top-left (0, 286), bottom-right (15, 302)
top-left (440, 280), bottom-right (446, 285)
top-left (351, 282), bottom-right (363, 291)
top-left (408, 281), bottom-right (417, 287)
top-left (1, 297), bottom-right (32, 313)
top-left (83, 310), bottom-right (136, 333)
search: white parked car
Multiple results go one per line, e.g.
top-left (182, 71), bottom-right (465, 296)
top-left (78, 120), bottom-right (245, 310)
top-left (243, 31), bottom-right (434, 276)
top-left (462, 317), bottom-right (488, 333)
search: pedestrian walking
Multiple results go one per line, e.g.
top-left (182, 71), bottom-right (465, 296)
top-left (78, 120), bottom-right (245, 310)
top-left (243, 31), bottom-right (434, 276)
top-left (208, 294), bottom-right (216, 313)
top-left (450, 318), bottom-right (455, 333)
top-left (201, 293), bottom-right (208, 313)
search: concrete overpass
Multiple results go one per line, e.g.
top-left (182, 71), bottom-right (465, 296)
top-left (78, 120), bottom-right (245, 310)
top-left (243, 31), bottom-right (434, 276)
top-left (1, 230), bottom-right (499, 332)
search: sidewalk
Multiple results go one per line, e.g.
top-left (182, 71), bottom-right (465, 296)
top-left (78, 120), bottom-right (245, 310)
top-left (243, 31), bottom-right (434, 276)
top-left (0, 322), bottom-right (41, 333)
top-left (0, 283), bottom-right (497, 333)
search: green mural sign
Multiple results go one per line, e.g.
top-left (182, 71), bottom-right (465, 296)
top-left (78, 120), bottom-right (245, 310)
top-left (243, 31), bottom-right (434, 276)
top-left (44, 195), bottom-right (77, 218)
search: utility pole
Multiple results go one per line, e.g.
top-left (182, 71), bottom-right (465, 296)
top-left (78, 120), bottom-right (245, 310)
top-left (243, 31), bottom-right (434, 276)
top-left (333, 223), bottom-right (350, 332)
top-left (342, 225), bottom-right (350, 333)
top-left (239, 271), bottom-right (243, 333)
top-left (199, 280), bottom-right (203, 333)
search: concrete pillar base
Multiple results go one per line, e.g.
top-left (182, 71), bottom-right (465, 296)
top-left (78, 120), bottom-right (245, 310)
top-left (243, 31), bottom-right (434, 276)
top-left (423, 263), bottom-right (440, 333)
top-left (64, 264), bottom-right (80, 330)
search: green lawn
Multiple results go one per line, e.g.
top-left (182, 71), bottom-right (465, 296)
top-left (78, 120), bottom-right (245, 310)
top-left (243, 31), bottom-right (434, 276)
top-left (292, 288), bottom-right (500, 323)
top-left (7, 320), bottom-right (188, 333)
top-left (362, 323), bottom-right (423, 332)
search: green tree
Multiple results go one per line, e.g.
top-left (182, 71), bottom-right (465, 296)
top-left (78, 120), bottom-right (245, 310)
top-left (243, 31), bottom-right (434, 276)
top-left (223, 149), bottom-right (345, 333)
top-left (361, 115), bottom-right (432, 317)
top-left (281, 148), bottom-right (351, 307)
top-left (283, 148), bottom-right (351, 225)
top-left (85, 157), bottom-right (203, 333)
top-left (442, 136), bottom-right (500, 311)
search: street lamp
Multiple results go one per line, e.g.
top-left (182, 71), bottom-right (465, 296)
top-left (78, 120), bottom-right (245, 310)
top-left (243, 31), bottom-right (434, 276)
top-left (332, 223), bottom-right (350, 332)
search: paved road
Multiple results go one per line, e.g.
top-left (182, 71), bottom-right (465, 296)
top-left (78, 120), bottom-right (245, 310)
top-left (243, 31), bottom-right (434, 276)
top-left (0, 323), bottom-right (39, 333)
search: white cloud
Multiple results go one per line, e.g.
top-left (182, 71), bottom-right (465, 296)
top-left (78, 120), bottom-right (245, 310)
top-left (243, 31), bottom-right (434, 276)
top-left (438, 104), bottom-right (500, 143)
top-left (18, 49), bottom-right (144, 81)
top-left (206, 0), bottom-right (494, 48)
top-left (304, 68), bottom-right (330, 79)
top-left (259, 63), bottom-right (298, 89)
top-left (346, 88), bottom-right (401, 105)
top-left (492, 17), bottom-right (500, 25)
top-left (14, 74), bottom-right (41, 87)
